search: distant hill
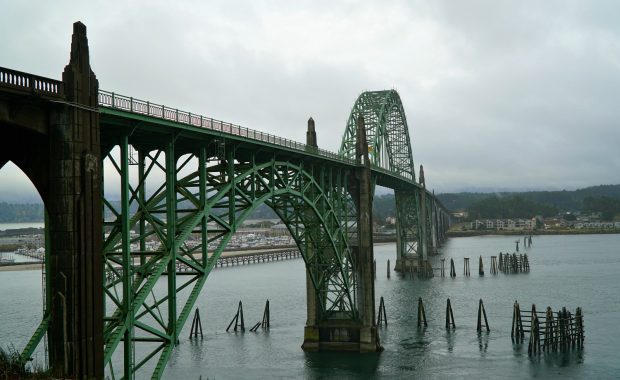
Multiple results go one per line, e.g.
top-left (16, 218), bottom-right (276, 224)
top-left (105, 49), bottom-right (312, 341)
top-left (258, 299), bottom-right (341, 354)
top-left (0, 202), bottom-right (44, 222)
top-left (1, 184), bottom-right (619, 224)
top-left (437, 185), bottom-right (620, 212)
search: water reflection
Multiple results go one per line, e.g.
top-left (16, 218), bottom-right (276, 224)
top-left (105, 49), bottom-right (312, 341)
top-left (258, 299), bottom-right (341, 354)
top-left (477, 331), bottom-right (489, 355)
top-left (304, 351), bottom-right (380, 376)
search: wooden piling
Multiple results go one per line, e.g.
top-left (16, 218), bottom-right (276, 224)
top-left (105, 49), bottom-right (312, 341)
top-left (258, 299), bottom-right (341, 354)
top-left (226, 300), bottom-right (245, 332)
top-left (450, 258), bottom-right (456, 278)
top-left (463, 257), bottom-right (470, 276)
top-left (575, 307), bottom-right (584, 349)
top-left (528, 313), bottom-right (540, 355)
top-left (445, 298), bottom-right (455, 329)
top-left (477, 299), bottom-right (490, 332)
top-left (417, 297), bottom-right (427, 327)
top-left (511, 301), bottom-right (524, 343)
top-left (490, 256), bottom-right (497, 275)
top-left (387, 259), bottom-right (391, 279)
top-left (189, 308), bottom-right (203, 339)
top-left (262, 299), bottom-right (270, 330)
top-left (440, 258), bottom-right (445, 277)
top-left (377, 296), bottom-right (388, 327)
top-left (250, 299), bottom-right (271, 332)
top-left (478, 255), bottom-right (484, 276)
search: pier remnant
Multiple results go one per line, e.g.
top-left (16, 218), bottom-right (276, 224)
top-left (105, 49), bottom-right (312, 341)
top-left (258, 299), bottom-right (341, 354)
top-left (450, 259), bottom-right (456, 278)
top-left (226, 301), bottom-right (246, 332)
top-left (478, 255), bottom-right (484, 276)
top-left (511, 301), bottom-right (525, 343)
top-left (250, 300), bottom-right (271, 332)
top-left (445, 298), bottom-right (455, 329)
top-left (490, 256), bottom-right (498, 275)
top-left (511, 301), bottom-right (584, 355)
top-left (377, 297), bottom-right (388, 327)
top-left (189, 308), bottom-right (203, 339)
top-left (417, 297), bottom-right (427, 328)
top-left (463, 257), bottom-right (470, 276)
top-left (476, 299), bottom-right (490, 332)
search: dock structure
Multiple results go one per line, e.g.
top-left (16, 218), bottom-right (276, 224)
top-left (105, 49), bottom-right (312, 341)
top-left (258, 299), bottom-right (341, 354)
top-left (498, 253), bottom-right (529, 274)
top-left (511, 301), bottom-right (585, 355)
top-left (105, 249), bottom-right (302, 284)
top-left (213, 249), bottom-right (301, 268)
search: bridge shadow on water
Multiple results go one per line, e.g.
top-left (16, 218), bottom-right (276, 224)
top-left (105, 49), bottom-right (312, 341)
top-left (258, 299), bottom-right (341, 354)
top-left (303, 351), bottom-right (380, 378)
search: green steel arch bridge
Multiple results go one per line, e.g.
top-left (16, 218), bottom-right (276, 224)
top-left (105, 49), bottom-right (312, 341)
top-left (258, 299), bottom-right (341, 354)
top-left (0, 23), bottom-right (449, 379)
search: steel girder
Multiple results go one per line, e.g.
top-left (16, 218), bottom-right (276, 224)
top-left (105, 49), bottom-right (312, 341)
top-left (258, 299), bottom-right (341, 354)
top-left (101, 135), bottom-right (358, 379)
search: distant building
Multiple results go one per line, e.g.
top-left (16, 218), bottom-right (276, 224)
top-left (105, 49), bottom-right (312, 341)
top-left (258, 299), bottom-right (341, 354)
top-left (470, 218), bottom-right (536, 231)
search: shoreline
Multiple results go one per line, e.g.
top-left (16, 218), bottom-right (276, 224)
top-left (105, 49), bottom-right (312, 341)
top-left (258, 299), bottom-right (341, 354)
top-left (447, 229), bottom-right (620, 237)
top-left (1, 240), bottom-right (398, 272)
top-left (0, 262), bottom-right (43, 271)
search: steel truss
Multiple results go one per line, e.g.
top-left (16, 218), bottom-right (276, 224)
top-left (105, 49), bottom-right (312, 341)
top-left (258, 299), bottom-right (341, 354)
top-left (339, 90), bottom-right (416, 181)
top-left (339, 90), bottom-right (433, 266)
top-left (101, 135), bottom-right (359, 378)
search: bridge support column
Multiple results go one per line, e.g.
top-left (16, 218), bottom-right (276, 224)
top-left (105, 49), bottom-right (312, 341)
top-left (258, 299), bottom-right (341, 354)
top-left (302, 117), bottom-right (320, 350)
top-left (47, 22), bottom-right (103, 378)
top-left (394, 190), bottom-right (419, 272)
top-left (430, 193), bottom-right (438, 255)
top-left (301, 116), bottom-right (381, 352)
top-left (353, 115), bottom-right (380, 352)
top-left (418, 165), bottom-right (429, 269)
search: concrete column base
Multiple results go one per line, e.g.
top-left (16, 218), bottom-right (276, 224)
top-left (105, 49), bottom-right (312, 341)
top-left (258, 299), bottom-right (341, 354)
top-left (301, 325), bottom-right (320, 351)
top-left (301, 321), bottom-right (383, 352)
top-left (394, 257), bottom-right (418, 273)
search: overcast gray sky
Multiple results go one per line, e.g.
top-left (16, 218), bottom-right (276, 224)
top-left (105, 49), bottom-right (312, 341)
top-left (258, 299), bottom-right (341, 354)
top-left (1, 0), bottom-right (619, 201)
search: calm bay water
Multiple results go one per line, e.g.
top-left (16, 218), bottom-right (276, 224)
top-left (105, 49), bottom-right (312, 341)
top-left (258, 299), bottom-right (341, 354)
top-left (1, 234), bottom-right (619, 379)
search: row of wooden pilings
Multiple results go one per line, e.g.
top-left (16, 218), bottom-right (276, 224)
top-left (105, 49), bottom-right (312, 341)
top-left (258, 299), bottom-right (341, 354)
top-left (438, 254), bottom-right (530, 278)
top-left (375, 296), bottom-right (490, 332)
top-left (511, 301), bottom-right (585, 355)
top-left (188, 299), bottom-right (271, 339)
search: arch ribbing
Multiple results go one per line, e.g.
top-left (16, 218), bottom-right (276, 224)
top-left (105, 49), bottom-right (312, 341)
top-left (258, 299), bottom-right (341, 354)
top-left (339, 90), bottom-right (416, 181)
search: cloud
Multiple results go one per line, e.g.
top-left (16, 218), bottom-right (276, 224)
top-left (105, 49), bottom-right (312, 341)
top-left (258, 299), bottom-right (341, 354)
top-left (1, 0), bottom-right (619, 199)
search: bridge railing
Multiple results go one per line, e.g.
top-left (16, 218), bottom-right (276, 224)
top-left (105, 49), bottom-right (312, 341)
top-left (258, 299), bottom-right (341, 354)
top-left (0, 66), bottom-right (63, 98)
top-left (98, 90), bottom-right (353, 164)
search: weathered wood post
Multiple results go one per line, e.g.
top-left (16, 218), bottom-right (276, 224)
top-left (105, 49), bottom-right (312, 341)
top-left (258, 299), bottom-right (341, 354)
top-left (511, 301), bottom-right (524, 343)
top-left (477, 299), bottom-right (490, 332)
top-left (417, 297), bottom-right (427, 327)
top-left (445, 298), bottom-right (455, 329)
top-left (189, 308), bottom-right (203, 339)
top-left (450, 258), bottom-right (456, 278)
top-left (377, 297), bottom-right (387, 327)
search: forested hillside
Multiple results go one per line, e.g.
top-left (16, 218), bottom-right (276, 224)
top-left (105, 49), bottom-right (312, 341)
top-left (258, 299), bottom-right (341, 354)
top-left (1, 184), bottom-right (619, 223)
top-left (0, 202), bottom-right (44, 222)
top-left (437, 185), bottom-right (620, 213)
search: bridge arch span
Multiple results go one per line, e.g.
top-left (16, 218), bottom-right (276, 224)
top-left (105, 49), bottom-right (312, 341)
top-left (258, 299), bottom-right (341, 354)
top-left (101, 145), bottom-right (360, 375)
top-left (339, 90), bottom-right (416, 181)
